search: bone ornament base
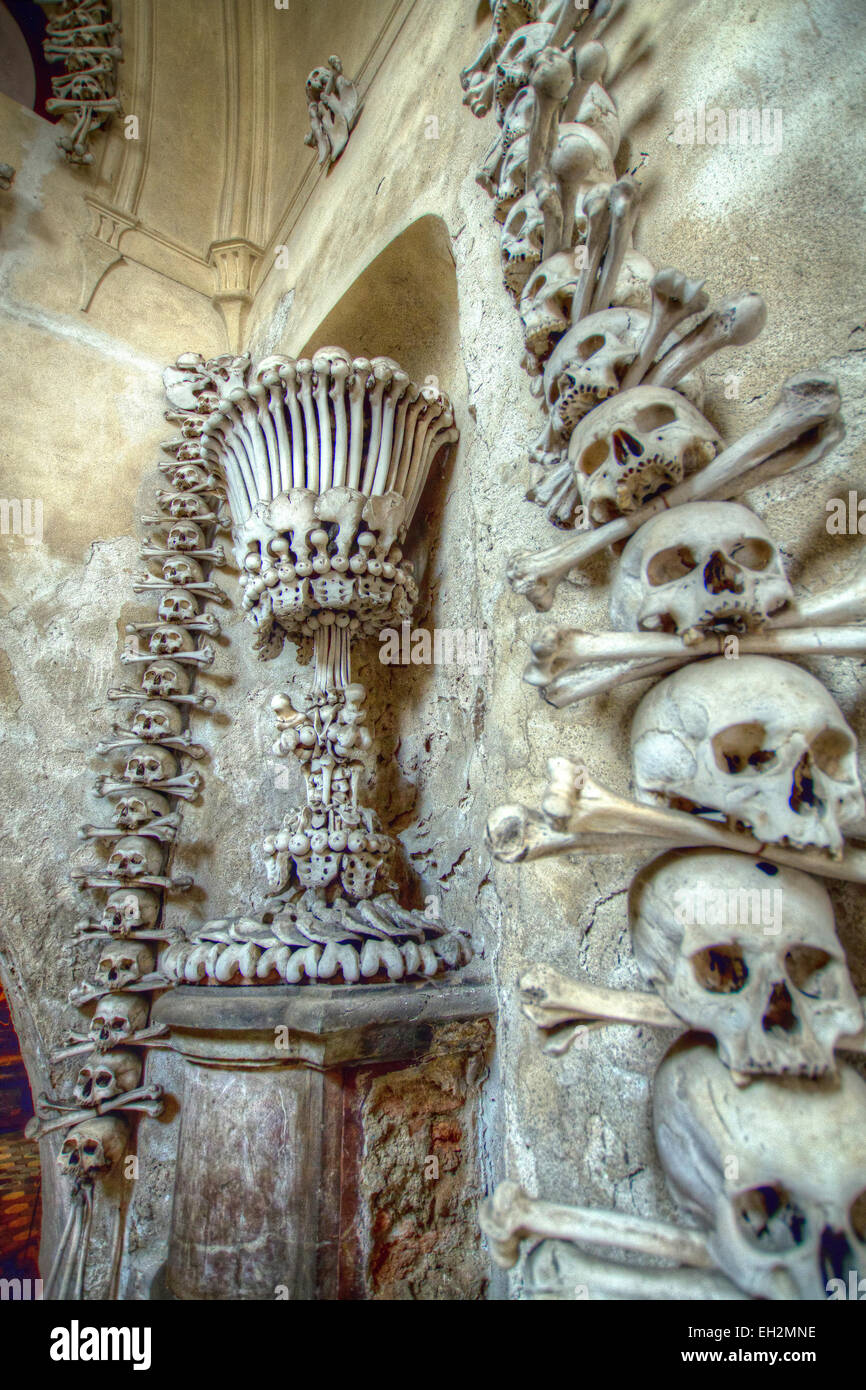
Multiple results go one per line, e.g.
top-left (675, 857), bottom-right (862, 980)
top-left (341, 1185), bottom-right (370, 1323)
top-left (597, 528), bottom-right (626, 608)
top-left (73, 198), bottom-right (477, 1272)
top-left (509, 372), bottom-right (843, 610)
top-left (487, 757), bottom-right (866, 883)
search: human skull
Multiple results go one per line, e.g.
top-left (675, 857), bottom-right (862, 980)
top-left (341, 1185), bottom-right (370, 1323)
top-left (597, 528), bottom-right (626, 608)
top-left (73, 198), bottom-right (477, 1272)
top-left (106, 835), bottom-right (163, 880)
top-left (148, 625), bottom-right (194, 656)
top-left (123, 745), bottom-right (178, 785)
top-left (494, 133), bottom-right (530, 222)
top-left (57, 1116), bottom-right (128, 1185)
top-left (532, 308), bottom-right (649, 464)
top-left (569, 386), bottom-right (722, 526)
top-left (141, 661), bottom-right (190, 699)
top-left (610, 502), bottom-right (794, 634)
top-left (162, 492), bottom-right (210, 520)
top-left (501, 191), bottom-right (545, 297)
top-left (162, 555), bottom-right (205, 586)
top-left (166, 521), bottom-right (205, 552)
top-left (110, 789), bottom-right (171, 831)
top-left (130, 700), bottom-right (183, 741)
top-left (494, 22), bottom-right (553, 122)
top-left (519, 253), bottom-right (578, 368)
top-left (90, 993), bottom-right (148, 1048)
top-left (158, 588), bottom-right (199, 623)
top-left (73, 1050), bottom-right (141, 1107)
top-left (171, 462), bottom-right (211, 491)
top-left (654, 1036), bottom-right (866, 1300)
top-left (631, 656), bottom-right (865, 854)
top-left (629, 849), bottom-right (863, 1079)
top-left (100, 889), bottom-right (160, 934)
top-left (95, 942), bottom-right (154, 991)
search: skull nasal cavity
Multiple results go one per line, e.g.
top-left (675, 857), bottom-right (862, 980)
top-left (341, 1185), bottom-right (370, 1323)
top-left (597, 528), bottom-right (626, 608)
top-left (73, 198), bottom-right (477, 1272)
top-left (703, 551), bottom-right (744, 595)
top-left (762, 981), bottom-right (798, 1034)
top-left (820, 1227), bottom-right (858, 1285)
top-left (790, 754), bottom-right (823, 815)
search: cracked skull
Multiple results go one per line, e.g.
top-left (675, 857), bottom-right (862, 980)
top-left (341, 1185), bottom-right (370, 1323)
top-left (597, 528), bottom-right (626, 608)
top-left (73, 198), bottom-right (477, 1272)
top-left (57, 1116), bottom-right (128, 1185)
top-left (569, 385), bottom-right (722, 526)
top-left (106, 835), bottom-right (163, 880)
top-left (631, 656), bottom-right (865, 854)
top-left (141, 661), bottom-right (190, 699)
top-left (166, 521), bottom-right (205, 552)
top-left (99, 889), bottom-right (160, 934)
top-left (124, 745), bottom-right (178, 785)
top-left (158, 588), bottom-right (199, 623)
top-left (74, 1050), bottom-right (142, 1107)
top-left (610, 501), bottom-right (794, 634)
top-left (629, 849), bottom-right (863, 1079)
top-left (654, 1035), bottom-right (866, 1300)
top-left (111, 790), bottom-right (170, 832)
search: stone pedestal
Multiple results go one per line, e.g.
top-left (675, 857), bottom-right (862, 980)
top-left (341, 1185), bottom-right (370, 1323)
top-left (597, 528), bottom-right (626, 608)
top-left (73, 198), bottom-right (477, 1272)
top-left (152, 982), bottom-right (494, 1300)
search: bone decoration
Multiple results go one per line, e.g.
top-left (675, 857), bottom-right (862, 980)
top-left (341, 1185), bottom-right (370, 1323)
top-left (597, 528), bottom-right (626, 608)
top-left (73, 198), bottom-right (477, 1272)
top-left (161, 347), bottom-right (471, 983)
top-left (654, 1035), bottom-right (866, 1300)
top-left (43, 0), bottom-right (122, 165)
top-left (304, 55), bottom-right (360, 167)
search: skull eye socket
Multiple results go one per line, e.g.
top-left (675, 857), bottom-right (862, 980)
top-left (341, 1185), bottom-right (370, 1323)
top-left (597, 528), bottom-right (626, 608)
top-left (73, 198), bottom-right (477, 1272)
top-left (690, 945), bottom-right (749, 993)
top-left (647, 546), bottom-right (698, 587)
top-left (729, 538), bottom-right (774, 571)
top-left (95, 1071), bottom-right (113, 1088)
top-left (784, 945), bottom-right (835, 999)
top-left (712, 722), bottom-right (777, 775)
top-left (578, 439), bottom-right (610, 476)
top-left (733, 1184), bottom-right (808, 1253)
top-left (809, 727), bottom-right (854, 778)
top-left (578, 334), bottom-right (606, 361)
top-left (632, 404), bottom-right (678, 433)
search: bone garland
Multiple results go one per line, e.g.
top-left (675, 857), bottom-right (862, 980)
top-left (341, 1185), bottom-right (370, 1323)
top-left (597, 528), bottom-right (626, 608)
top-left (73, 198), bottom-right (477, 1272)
top-left (33, 415), bottom-right (226, 1298)
top-left (486, 757), bottom-right (866, 883)
top-left (43, 0), bottom-right (122, 165)
top-left (508, 371), bottom-right (843, 610)
top-left (304, 55), bottom-right (360, 167)
top-left (160, 891), bottom-right (472, 986)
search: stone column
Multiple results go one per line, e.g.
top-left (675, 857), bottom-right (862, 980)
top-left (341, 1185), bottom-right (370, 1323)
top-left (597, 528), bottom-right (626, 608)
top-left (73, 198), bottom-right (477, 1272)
top-left (153, 981), bottom-right (494, 1300)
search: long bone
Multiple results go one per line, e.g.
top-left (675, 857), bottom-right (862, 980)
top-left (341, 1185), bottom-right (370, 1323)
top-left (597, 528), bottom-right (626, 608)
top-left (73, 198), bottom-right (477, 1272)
top-left (139, 541), bottom-right (225, 564)
top-left (526, 625), bottom-right (866, 707)
top-left (508, 372), bottom-right (843, 609)
top-left (487, 757), bottom-right (866, 883)
top-left (120, 642), bottom-right (215, 668)
top-left (71, 869), bottom-right (193, 892)
top-left (95, 772), bottom-right (202, 800)
top-left (526, 1245), bottom-right (747, 1300)
top-left (106, 684), bottom-right (216, 709)
top-left (620, 270), bottom-right (709, 390)
top-left (26, 1087), bottom-right (165, 1141)
top-left (125, 613), bottom-right (221, 637)
top-left (591, 177), bottom-right (641, 314)
top-left (96, 727), bottom-right (206, 757)
top-left (132, 573), bottom-right (228, 602)
top-left (644, 292), bottom-right (767, 390)
top-left (569, 183), bottom-right (610, 324)
top-left (78, 815), bottom-right (180, 844)
top-left (480, 1180), bottom-right (713, 1271)
top-left (517, 962), bottom-right (866, 1057)
top-left (50, 1023), bottom-right (170, 1063)
top-left (68, 976), bottom-right (170, 1008)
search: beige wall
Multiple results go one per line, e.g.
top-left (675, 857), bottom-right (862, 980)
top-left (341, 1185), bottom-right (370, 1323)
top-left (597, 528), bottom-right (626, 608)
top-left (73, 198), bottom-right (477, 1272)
top-left (0, 0), bottom-right (863, 1296)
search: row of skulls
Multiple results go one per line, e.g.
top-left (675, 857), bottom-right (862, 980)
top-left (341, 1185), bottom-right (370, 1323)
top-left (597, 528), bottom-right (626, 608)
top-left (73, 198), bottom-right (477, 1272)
top-left (468, 1), bottom-right (866, 1300)
top-left (38, 432), bottom-right (227, 1204)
